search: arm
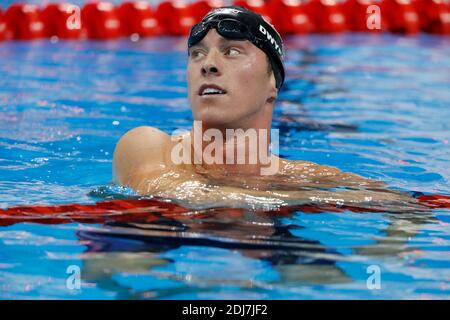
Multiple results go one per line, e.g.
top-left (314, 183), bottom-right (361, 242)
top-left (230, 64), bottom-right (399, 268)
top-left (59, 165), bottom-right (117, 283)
top-left (296, 160), bottom-right (386, 188)
top-left (275, 158), bottom-right (422, 209)
top-left (113, 126), bottom-right (171, 193)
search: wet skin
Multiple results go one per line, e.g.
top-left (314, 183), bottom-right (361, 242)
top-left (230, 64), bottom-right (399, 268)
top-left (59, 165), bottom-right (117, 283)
top-left (113, 29), bottom-right (422, 211)
top-left (84, 29), bottom-right (432, 298)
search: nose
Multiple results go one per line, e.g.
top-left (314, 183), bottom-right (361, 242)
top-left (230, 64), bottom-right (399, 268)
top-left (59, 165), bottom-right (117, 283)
top-left (201, 50), bottom-right (221, 77)
top-left (202, 64), bottom-right (219, 76)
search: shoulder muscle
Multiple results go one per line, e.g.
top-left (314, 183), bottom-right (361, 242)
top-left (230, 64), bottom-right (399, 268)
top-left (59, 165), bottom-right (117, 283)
top-left (113, 126), bottom-right (170, 186)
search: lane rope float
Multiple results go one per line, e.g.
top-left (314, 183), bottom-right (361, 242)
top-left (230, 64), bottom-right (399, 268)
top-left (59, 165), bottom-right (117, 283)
top-left (0, 0), bottom-right (449, 41)
top-left (1, 193), bottom-right (449, 227)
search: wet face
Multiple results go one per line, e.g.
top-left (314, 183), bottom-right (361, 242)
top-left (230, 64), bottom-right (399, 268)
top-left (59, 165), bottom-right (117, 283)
top-left (187, 29), bottom-right (277, 129)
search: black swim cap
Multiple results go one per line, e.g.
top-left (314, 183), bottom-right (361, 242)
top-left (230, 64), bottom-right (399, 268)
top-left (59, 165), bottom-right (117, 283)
top-left (188, 6), bottom-right (285, 90)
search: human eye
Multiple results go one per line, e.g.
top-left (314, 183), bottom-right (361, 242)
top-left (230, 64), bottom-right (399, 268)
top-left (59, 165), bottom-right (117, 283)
top-left (190, 49), bottom-right (206, 59)
top-left (225, 47), bottom-right (241, 56)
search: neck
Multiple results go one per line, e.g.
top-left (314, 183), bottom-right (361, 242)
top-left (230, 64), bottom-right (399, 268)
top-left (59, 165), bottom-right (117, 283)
top-left (190, 106), bottom-right (275, 176)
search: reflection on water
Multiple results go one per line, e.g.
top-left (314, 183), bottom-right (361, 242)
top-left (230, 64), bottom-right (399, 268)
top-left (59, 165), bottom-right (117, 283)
top-left (77, 212), bottom-right (349, 299)
top-left (0, 34), bottom-right (449, 298)
top-left (70, 193), bottom-right (434, 299)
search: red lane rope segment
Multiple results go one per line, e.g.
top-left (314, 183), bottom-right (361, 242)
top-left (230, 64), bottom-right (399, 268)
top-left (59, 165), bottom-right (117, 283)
top-left (0, 0), bottom-right (449, 41)
top-left (0, 193), bottom-right (448, 227)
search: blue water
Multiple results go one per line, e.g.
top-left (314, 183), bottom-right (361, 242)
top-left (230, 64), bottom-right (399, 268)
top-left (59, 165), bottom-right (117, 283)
top-left (0, 33), bottom-right (449, 299)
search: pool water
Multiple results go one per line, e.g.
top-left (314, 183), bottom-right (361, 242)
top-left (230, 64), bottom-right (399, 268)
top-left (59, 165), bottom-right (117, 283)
top-left (0, 33), bottom-right (449, 299)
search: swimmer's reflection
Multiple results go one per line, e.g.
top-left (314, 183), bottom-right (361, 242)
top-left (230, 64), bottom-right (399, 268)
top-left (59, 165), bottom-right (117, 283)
top-left (76, 208), bottom-right (352, 299)
top-left (275, 48), bottom-right (359, 136)
top-left (354, 211), bottom-right (435, 257)
top-left (275, 99), bottom-right (358, 136)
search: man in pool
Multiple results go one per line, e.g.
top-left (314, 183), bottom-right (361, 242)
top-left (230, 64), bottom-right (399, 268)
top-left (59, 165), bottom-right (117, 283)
top-left (112, 6), bottom-right (419, 210)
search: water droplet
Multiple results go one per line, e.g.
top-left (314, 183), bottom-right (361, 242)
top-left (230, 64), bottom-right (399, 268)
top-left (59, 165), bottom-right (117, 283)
top-left (130, 33), bottom-right (140, 42)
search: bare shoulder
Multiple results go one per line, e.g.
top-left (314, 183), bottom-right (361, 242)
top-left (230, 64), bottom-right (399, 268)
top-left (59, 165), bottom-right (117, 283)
top-left (276, 156), bottom-right (384, 187)
top-left (113, 126), bottom-right (171, 186)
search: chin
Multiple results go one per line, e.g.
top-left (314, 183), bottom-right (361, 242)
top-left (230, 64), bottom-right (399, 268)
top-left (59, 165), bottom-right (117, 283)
top-left (193, 109), bottom-right (234, 128)
top-left (196, 115), bottom-right (229, 128)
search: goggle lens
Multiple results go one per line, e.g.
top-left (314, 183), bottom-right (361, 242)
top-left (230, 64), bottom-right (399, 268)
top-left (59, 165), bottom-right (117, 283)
top-left (188, 19), bottom-right (251, 47)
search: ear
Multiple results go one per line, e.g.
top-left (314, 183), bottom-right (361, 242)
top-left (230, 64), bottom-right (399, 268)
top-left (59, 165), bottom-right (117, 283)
top-left (267, 95), bottom-right (276, 103)
top-left (266, 73), bottom-right (278, 103)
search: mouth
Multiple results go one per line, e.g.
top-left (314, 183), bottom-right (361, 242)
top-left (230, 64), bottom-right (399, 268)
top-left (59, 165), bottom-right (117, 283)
top-left (198, 84), bottom-right (227, 97)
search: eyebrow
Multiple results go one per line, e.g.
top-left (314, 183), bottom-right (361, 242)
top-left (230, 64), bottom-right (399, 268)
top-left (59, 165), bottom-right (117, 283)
top-left (189, 42), bottom-right (207, 53)
top-left (189, 37), bottom-right (248, 53)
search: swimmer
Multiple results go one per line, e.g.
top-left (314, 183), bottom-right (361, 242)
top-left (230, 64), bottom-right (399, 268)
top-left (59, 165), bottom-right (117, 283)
top-left (113, 6), bottom-right (421, 211)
